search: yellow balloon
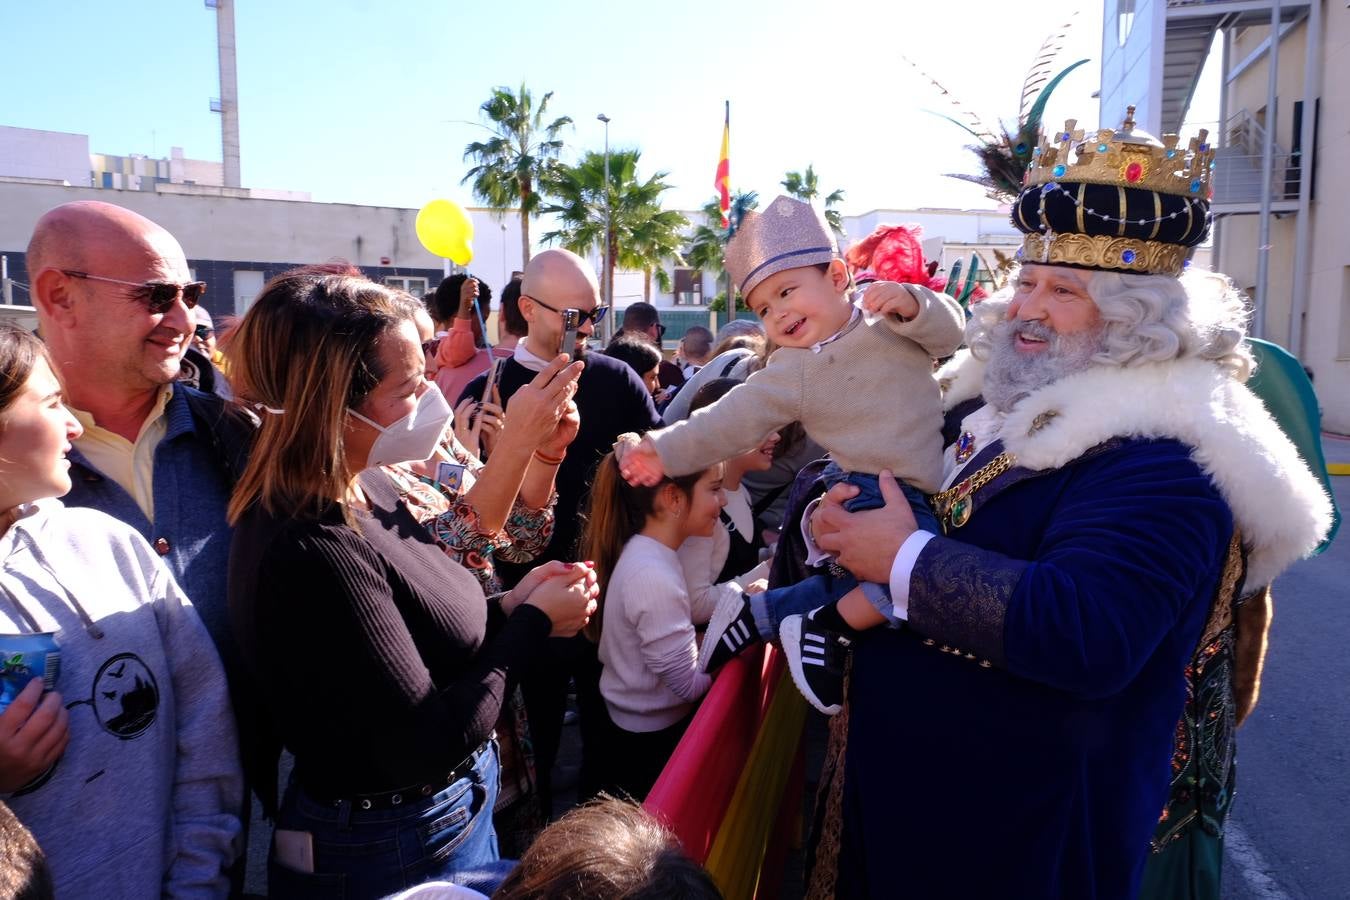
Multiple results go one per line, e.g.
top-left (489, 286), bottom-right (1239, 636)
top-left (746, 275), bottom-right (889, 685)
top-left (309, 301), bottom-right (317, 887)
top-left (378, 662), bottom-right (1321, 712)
top-left (415, 199), bottom-right (475, 261)
top-left (447, 238), bottom-right (473, 267)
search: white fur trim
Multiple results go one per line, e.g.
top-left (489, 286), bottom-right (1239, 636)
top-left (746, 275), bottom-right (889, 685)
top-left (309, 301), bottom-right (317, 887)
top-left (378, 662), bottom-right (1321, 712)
top-left (987, 358), bottom-right (1333, 588)
top-left (937, 349), bottom-right (985, 411)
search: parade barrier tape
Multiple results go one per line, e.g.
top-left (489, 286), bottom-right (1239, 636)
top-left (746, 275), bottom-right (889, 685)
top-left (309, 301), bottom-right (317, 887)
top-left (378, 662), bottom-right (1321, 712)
top-left (644, 645), bottom-right (808, 899)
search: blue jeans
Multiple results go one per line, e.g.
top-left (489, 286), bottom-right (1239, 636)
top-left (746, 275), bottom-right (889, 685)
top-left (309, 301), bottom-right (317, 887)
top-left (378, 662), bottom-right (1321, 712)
top-left (268, 741), bottom-right (512, 898)
top-left (750, 464), bottom-right (939, 637)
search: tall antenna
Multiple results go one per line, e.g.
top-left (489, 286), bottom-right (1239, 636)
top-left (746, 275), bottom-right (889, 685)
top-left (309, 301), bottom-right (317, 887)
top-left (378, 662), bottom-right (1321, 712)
top-left (207, 0), bottom-right (242, 187)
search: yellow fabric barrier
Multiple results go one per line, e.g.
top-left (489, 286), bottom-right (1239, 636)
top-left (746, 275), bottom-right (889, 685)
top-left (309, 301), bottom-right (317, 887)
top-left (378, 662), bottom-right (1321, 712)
top-left (704, 670), bottom-right (808, 900)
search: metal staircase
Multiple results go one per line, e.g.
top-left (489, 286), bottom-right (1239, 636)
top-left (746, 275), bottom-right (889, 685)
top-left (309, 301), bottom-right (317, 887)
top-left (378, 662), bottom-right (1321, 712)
top-left (1162, 0), bottom-right (1311, 133)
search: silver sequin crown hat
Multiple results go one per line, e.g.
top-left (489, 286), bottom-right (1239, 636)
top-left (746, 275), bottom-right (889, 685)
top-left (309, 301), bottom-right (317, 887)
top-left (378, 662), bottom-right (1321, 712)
top-left (724, 195), bottom-right (838, 297)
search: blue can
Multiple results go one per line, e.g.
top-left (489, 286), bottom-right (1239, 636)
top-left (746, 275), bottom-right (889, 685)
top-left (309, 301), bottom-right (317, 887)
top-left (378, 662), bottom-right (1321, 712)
top-left (0, 632), bottom-right (60, 714)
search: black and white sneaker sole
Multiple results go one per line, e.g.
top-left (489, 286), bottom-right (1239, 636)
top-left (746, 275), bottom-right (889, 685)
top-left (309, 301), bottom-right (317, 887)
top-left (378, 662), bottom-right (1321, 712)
top-left (780, 615), bottom-right (843, 716)
top-left (699, 591), bottom-right (757, 673)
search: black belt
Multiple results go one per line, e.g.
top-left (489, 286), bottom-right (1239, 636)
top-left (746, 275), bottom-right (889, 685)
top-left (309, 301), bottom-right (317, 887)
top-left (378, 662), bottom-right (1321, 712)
top-left (314, 738), bottom-right (491, 811)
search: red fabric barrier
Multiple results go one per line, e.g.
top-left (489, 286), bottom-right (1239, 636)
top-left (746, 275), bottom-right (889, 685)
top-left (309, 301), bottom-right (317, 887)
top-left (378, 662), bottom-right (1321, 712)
top-left (644, 645), bottom-right (784, 862)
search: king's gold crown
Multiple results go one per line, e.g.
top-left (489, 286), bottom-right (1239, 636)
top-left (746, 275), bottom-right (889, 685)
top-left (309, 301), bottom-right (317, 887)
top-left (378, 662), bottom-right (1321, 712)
top-left (1024, 106), bottom-right (1216, 199)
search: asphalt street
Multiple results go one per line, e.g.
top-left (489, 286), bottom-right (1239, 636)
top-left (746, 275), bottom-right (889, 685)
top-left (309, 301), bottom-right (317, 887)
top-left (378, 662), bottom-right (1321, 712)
top-left (1221, 435), bottom-right (1350, 900)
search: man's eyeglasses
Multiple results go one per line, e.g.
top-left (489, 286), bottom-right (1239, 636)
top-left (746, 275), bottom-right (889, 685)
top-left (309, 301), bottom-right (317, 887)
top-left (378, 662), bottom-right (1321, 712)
top-left (526, 295), bottom-right (610, 327)
top-left (655, 323), bottom-right (668, 340)
top-left (420, 338), bottom-right (441, 356)
top-left (194, 324), bottom-right (214, 341)
top-left (61, 270), bottom-right (206, 314)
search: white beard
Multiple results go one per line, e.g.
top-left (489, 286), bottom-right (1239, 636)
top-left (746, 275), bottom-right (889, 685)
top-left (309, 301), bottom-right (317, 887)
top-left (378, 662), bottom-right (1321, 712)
top-left (982, 319), bottom-right (1104, 412)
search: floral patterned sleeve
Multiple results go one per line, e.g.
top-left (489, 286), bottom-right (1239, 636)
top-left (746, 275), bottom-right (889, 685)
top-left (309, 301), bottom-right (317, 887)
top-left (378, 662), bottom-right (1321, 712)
top-left (496, 495), bottom-right (556, 564)
top-left (392, 434), bottom-right (557, 589)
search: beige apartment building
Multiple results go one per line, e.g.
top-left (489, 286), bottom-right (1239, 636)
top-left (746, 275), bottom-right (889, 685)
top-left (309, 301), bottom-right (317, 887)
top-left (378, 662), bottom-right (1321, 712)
top-left (1100, 0), bottom-right (1347, 432)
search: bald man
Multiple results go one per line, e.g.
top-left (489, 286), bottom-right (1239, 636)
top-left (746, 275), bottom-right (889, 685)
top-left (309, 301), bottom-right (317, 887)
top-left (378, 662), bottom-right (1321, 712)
top-left (22, 203), bottom-right (249, 890)
top-left (461, 249), bottom-right (662, 810)
top-left (28, 202), bottom-right (253, 659)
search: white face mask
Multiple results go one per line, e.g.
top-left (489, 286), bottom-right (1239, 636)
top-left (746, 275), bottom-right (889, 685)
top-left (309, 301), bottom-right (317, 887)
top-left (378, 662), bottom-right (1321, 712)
top-left (349, 382), bottom-right (453, 468)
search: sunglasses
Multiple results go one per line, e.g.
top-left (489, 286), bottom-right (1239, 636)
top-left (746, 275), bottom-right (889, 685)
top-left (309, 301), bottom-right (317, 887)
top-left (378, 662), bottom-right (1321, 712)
top-left (655, 323), bottom-right (668, 340)
top-left (194, 324), bottom-right (215, 340)
top-left (420, 338), bottom-right (441, 355)
top-left (61, 270), bottom-right (206, 314)
top-left (526, 295), bottom-right (610, 327)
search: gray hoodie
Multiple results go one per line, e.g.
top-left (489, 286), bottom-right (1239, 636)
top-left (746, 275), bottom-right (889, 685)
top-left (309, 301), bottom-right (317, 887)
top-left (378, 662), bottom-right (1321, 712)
top-left (0, 499), bottom-right (242, 899)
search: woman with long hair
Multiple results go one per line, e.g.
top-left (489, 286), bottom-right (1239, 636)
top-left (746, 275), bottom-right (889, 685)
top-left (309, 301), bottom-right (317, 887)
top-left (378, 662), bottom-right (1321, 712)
top-left (580, 449), bottom-right (726, 800)
top-left (0, 324), bottom-right (240, 897)
top-left (225, 270), bottom-right (598, 897)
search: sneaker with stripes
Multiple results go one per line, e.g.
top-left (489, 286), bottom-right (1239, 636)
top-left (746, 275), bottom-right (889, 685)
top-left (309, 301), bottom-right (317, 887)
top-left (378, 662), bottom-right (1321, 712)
top-left (699, 591), bottom-right (762, 673)
top-left (780, 613), bottom-right (849, 716)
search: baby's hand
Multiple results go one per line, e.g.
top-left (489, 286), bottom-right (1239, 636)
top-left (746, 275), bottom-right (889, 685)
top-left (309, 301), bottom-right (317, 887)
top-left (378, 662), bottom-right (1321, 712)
top-left (860, 281), bottom-right (922, 321)
top-left (615, 434), bottom-right (666, 487)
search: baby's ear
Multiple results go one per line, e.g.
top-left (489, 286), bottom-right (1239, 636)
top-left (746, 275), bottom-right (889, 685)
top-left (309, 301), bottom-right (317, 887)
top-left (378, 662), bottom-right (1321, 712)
top-left (828, 258), bottom-right (852, 291)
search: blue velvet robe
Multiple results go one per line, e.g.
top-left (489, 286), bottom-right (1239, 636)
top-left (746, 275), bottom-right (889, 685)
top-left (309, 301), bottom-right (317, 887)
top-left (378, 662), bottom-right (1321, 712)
top-left (837, 436), bottom-right (1234, 899)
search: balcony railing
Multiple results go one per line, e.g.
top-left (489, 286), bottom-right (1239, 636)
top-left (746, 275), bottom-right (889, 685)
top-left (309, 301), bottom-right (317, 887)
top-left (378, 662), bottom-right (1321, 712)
top-left (1211, 108), bottom-right (1301, 206)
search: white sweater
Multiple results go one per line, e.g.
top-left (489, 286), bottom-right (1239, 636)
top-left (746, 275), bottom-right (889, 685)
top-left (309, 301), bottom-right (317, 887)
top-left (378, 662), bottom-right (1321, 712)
top-left (0, 499), bottom-right (242, 899)
top-left (598, 535), bottom-right (714, 732)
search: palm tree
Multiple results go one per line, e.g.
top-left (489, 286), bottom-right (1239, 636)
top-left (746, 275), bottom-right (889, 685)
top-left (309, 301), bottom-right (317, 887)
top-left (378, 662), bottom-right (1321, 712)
top-left (540, 148), bottom-right (688, 303)
top-left (462, 84), bottom-right (572, 265)
top-left (781, 165), bottom-right (846, 240)
top-left (685, 191), bottom-right (758, 310)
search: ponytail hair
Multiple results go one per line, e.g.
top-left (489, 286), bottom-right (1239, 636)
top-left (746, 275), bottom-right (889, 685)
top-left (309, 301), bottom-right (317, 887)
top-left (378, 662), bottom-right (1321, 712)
top-left (580, 451), bottom-right (702, 642)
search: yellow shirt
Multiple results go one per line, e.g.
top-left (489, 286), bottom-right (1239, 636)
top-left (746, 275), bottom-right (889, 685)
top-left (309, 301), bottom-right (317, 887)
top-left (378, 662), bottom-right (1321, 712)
top-left (71, 386), bottom-right (173, 523)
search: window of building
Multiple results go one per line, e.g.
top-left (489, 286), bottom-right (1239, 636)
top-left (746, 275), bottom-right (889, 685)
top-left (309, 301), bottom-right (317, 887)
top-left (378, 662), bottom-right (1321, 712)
top-left (1117, 0), bottom-right (1136, 47)
top-left (673, 268), bottom-right (703, 306)
top-left (384, 276), bottom-right (429, 298)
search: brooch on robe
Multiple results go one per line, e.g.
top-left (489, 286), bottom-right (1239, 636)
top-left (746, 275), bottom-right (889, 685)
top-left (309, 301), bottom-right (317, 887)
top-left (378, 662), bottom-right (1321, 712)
top-left (955, 431), bottom-right (977, 463)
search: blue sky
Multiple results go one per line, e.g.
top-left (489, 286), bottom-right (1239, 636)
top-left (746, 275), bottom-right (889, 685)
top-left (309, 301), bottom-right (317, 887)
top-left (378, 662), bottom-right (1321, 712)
top-left (1, 1), bottom-right (1214, 216)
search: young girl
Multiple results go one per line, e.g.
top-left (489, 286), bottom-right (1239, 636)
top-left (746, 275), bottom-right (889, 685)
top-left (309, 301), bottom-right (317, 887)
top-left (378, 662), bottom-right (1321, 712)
top-left (582, 453), bottom-right (728, 800)
top-left (676, 378), bottom-right (777, 614)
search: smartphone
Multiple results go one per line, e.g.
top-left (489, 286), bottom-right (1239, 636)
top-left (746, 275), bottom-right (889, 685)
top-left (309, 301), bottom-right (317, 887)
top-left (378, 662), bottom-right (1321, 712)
top-left (560, 308), bottom-right (581, 358)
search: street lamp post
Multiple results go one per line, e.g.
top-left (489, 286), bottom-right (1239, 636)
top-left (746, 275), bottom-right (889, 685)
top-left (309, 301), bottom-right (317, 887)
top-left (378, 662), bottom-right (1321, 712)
top-left (597, 113), bottom-right (611, 339)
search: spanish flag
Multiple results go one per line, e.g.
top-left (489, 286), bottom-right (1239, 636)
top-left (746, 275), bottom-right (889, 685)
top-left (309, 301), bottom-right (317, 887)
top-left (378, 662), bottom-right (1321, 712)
top-left (714, 101), bottom-right (731, 228)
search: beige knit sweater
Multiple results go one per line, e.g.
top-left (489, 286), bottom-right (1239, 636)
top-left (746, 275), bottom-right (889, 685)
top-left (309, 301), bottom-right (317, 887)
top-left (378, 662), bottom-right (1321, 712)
top-left (647, 286), bottom-right (964, 493)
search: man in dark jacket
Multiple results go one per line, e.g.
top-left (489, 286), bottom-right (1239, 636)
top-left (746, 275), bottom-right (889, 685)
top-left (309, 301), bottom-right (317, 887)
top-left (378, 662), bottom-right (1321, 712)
top-left (462, 248), bottom-right (662, 810)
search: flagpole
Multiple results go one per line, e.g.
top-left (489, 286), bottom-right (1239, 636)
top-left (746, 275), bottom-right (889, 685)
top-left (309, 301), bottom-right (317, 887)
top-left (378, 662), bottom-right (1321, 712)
top-left (722, 101), bottom-right (733, 319)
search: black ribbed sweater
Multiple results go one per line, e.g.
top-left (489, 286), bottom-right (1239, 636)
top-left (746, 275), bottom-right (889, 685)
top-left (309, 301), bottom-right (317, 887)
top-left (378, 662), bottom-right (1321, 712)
top-left (227, 469), bottom-right (550, 798)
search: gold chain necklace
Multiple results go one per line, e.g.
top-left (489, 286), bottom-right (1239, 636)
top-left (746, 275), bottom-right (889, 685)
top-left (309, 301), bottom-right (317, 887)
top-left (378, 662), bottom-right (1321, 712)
top-left (929, 451), bottom-right (1017, 530)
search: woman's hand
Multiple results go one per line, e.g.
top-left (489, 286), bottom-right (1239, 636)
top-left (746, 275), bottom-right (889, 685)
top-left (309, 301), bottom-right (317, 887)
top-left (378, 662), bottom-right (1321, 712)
top-left (538, 398), bottom-right (580, 460)
top-left (615, 433), bottom-right (665, 487)
top-left (457, 277), bottom-right (479, 318)
top-left (452, 396), bottom-right (503, 460)
top-left (0, 679), bottom-right (69, 793)
top-left (860, 281), bottom-right (922, 321)
top-left (477, 389), bottom-right (505, 457)
top-left (515, 561), bottom-right (600, 637)
top-left (500, 355), bottom-right (584, 450)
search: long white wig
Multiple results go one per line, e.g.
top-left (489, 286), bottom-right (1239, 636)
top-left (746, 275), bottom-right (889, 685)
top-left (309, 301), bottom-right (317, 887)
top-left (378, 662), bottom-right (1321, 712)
top-left (967, 265), bottom-right (1254, 382)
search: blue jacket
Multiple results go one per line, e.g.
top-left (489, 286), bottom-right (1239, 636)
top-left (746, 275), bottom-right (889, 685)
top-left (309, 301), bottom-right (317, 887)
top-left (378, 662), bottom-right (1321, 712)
top-left (837, 437), bottom-right (1234, 899)
top-left (63, 383), bottom-right (254, 669)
